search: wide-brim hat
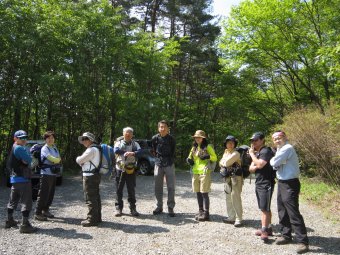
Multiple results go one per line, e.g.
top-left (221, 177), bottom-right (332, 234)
top-left (78, 132), bottom-right (96, 144)
top-left (192, 130), bottom-right (206, 139)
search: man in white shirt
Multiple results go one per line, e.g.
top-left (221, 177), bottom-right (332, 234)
top-left (76, 132), bottom-right (101, 227)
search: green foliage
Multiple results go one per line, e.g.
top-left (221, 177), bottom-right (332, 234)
top-left (300, 177), bottom-right (340, 223)
top-left (272, 104), bottom-right (340, 186)
top-left (220, 0), bottom-right (340, 112)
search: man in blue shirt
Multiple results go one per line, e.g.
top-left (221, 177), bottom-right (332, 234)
top-left (270, 131), bottom-right (309, 254)
top-left (5, 130), bottom-right (37, 233)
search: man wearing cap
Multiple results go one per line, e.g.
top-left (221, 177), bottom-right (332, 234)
top-left (76, 132), bottom-right (102, 227)
top-left (114, 127), bottom-right (141, 217)
top-left (151, 120), bottom-right (176, 217)
top-left (270, 131), bottom-right (309, 254)
top-left (248, 132), bottom-right (275, 242)
top-left (5, 130), bottom-right (37, 233)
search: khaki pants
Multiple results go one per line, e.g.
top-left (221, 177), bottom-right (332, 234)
top-left (192, 173), bottom-right (211, 193)
top-left (225, 175), bottom-right (243, 221)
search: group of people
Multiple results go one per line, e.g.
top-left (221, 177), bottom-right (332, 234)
top-left (5, 130), bottom-right (61, 233)
top-left (4, 120), bottom-right (309, 254)
top-left (183, 127), bottom-right (308, 254)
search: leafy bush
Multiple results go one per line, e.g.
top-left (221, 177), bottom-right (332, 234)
top-left (272, 104), bottom-right (340, 187)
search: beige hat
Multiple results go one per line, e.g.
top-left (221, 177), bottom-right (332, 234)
top-left (192, 130), bottom-right (206, 139)
top-left (78, 132), bottom-right (96, 144)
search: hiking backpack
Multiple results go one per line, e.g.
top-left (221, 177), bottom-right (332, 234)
top-left (30, 143), bottom-right (62, 173)
top-left (30, 143), bottom-right (45, 169)
top-left (236, 145), bottom-right (252, 179)
top-left (91, 144), bottom-right (115, 175)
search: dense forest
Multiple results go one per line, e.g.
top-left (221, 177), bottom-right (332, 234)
top-left (0, 0), bottom-right (339, 181)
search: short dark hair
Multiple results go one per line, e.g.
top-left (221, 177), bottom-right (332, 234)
top-left (158, 120), bottom-right (169, 127)
top-left (43, 131), bottom-right (55, 140)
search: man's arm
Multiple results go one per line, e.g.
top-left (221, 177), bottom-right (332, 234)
top-left (76, 148), bottom-right (95, 166)
top-left (14, 146), bottom-right (32, 165)
top-left (270, 146), bottom-right (291, 168)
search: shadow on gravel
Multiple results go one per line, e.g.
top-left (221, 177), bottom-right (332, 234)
top-left (307, 236), bottom-right (340, 254)
top-left (37, 227), bottom-right (93, 239)
top-left (141, 212), bottom-right (197, 225)
top-left (98, 221), bottom-right (170, 234)
top-left (51, 217), bottom-right (83, 226)
top-left (237, 219), bottom-right (261, 229)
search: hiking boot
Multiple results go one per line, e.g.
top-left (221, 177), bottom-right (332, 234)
top-left (19, 222), bottom-right (37, 234)
top-left (234, 219), bottom-right (243, 227)
top-left (115, 209), bottom-right (123, 217)
top-left (153, 207), bottom-right (163, 215)
top-left (81, 219), bottom-right (98, 227)
top-left (198, 211), bottom-right (209, 221)
top-left (275, 236), bottom-right (292, 245)
top-left (260, 230), bottom-right (269, 242)
top-left (168, 208), bottom-right (175, 217)
top-left (296, 243), bottom-right (309, 254)
top-left (222, 218), bottom-right (235, 224)
top-left (42, 210), bottom-right (54, 218)
top-left (35, 214), bottom-right (48, 221)
top-left (130, 208), bottom-right (140, 217)
top-left (255, 227), bottom-right (273, 236)
top-left (5, 218), bottom-right (18, 229)
top-left (195, 210), bottom-right (204, 221)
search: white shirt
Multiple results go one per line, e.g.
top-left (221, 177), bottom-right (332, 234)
top-left (76, 146), bottom-right (100, 176)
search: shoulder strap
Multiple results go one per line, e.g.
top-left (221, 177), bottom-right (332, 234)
top-left (89, 145), bottom-right (102, 172)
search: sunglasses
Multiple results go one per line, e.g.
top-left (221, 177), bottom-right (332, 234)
top-left (81, 137), bottom-right (89, 141)
top-left (251, 139), bottom-right (259, 142)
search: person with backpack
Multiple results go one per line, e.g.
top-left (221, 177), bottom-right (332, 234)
top-left (270, 131), bottom-right (309, 254)
top-left (219, 135), bottom-right (243, 227)
top-left (5, 130), bottom-right (37, 233)
top-left (186, 130), bottom-right (217, 221)
top-left (76, 132), bottom-right (102, 227)
top-left (248, 132), bottom-right (275, 242)
top-left (35, 131), bottom-right (61, 221)
top-left (151, 120), bottom-right (176, 217)
top-left (114, 127), bottom-right (141, 217)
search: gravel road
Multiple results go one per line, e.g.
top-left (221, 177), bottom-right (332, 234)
top-left (0, 172), bottom-right (339, 255)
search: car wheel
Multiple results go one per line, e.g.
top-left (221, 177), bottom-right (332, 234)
top-left (56, 176), bottom-right (63, 186)
top-left (138, 160), bottom-right (151, 175)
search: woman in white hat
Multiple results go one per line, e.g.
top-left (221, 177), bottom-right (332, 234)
top-left (186, 130), bottom-right (217, 221)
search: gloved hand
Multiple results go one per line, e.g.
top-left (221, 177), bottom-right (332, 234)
top-left (186, 158), bottom-right (194, 166)
top-left (199, 154), bottom-right (210, 160)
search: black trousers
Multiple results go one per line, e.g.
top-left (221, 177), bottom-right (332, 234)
top-left (36, 175), bottom-right (56, 214)
top-left (115, 170), bottom-right (136, 210)
top-left (277, 179), bottom-right (309, 244)
top-left (83, 174), bottom-right (101, 223)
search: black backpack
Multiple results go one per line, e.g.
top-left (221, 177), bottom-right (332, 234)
top-left (236, 145), bottom-right (252, 179)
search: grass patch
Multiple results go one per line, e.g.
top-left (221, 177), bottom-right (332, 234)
top-left (300, 177), bottom-right (340, 224)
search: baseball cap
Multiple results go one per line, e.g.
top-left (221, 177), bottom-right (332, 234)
top-left (14, 130), bottom-right (28, 139)
top-left (249, 132), bottom-right (265, 141)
